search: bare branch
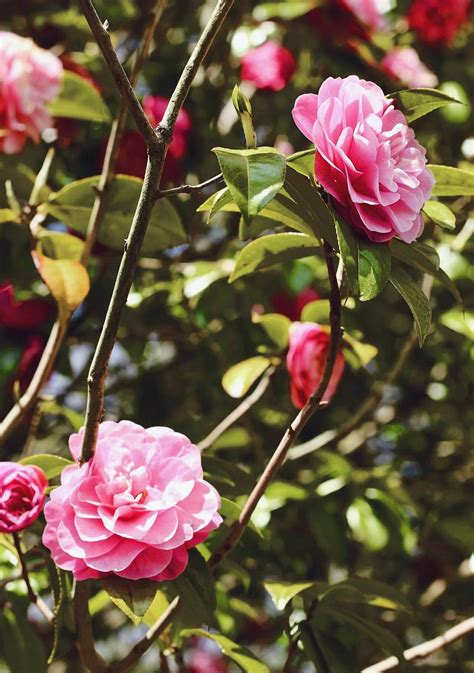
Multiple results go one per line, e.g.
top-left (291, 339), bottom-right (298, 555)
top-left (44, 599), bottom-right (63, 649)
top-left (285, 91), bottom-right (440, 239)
top-left (362, 617), bottom-right (474, 673)
top-left (198, 365), bottom-right (277, 451)
top-left (73, 582), bottom-right (110, 673)
top-left (157, 173), bottom-right (224, 199)
top-left (208, 242), bottom-right (343, 567)
top-left (12, 533), bottom-right (55, 624)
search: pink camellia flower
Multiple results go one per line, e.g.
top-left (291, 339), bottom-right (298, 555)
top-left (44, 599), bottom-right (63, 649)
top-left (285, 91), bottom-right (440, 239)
top-left (342, 0), bottom-right (388, 31)
top-left (43, 421), bottom-right (222, 581)
top-left (241, 41), bottom-right (296, 92)
top-left (189, 648), bottom-right (229, 673)
top-left (287, 322), bottom-right (345, 409)
top-left (292, 76), bottom-right (434, 243)
top-left (0, 283), bottom-right (53, 330)
top-left (0, 462), bottom-right (47, 533)
top-left (382, 48), bottom-right (438, 89)
top-left (0, 32), bottom-right (63, 154)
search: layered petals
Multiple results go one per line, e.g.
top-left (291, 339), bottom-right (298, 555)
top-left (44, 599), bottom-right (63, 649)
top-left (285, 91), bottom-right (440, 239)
top-left (0, 462), bottom-right (47, 533)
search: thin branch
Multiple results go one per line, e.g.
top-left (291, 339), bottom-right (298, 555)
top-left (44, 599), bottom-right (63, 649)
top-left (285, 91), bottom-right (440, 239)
top-left (73, 582), bottom-right (110, 673)
top-left (0, 319), bottom-right (67, 444)
top-left (78, 0), bottom-right (159, 148)
top-left (156, 173), bottom-right (224, 199)
top-left (208, 242), bottom-right (343, 567)
top-left (81, 0), bottom-right (167, 263)
top-left (79, 0), bottom-right (236, 464)
top-left (12, 533), bottom-right (55, 624)
top-left (198, 365), bottom-right (277, 451)
top-left (362, 617), bottom-right (474, 673)
top-left (111, 597), bottom-right (180, 673)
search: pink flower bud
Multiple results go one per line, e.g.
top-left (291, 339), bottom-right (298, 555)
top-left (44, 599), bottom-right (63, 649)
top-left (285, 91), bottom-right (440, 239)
top-left (0, 463), bottom-right (47, 533)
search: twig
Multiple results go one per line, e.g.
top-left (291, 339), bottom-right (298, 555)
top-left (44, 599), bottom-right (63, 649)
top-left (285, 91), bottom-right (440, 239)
top-left (111, 597), bottom-right (180, 673)
top-left (362, 617), bottom-right (474, 673)
top-left (74, 582), bottom-right (110, 673)
top-left (208, 242), bottom-right (343, 567)
top-left (156, 173), bottom-right (224, 199)
top-left (0, 319), bottom-right (67, 444)
top-left (80, 0), bottom-right (167, 263)
top-left (198, 365), bottom-right (277, 451)
top-left (79, 0), bottom-right (236, 464)
top-left (12, 533), bottom-right (55, 624)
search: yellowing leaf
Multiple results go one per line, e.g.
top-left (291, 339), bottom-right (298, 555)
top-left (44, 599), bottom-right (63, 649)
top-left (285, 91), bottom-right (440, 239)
top-left (32, 251), bottom-right (90, 319)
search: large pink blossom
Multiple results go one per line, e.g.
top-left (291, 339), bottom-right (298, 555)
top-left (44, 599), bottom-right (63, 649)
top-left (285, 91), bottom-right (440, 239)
top-left (0, 462), bottom-right (47, 533)
top-left (287, 322), bottom-right (345, 409)
top-left (292, 76), bottom-right (434, 243)
top-left (342, 0), bottom-right (388, 31)
top-left (0, 32), bottom-right (63, 154)
top-left (241, 41), bottom-right (296, 92)
top-left (382, 48), bottom-right (438, 89)
top-left (43, 421), bottom-right (222, 581)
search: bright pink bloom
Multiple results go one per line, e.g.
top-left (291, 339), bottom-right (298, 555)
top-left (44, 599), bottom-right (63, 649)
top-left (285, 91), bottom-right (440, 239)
top-left (0, 462), bottom-right (47, 533)
top-left (292, 76), bottom-right (434, 243)
top-left (0, 283), bottom-right (52, 330)
top-left (241, 41), bottom-right (296, 92)
top-left (0, 32), bottom-right (63, 154)
top-left (382, 48), bottom-right (438, 88)
top-left (43, 421), bottom-right (222, 581)
top-left (342, 0), bottom-right (388, 31)
top-left (408, 0), bottom-right (471, 46)
top-left (287, 322), bottom-right (345, 409)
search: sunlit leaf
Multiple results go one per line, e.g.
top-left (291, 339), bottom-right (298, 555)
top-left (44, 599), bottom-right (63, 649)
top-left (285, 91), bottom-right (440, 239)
top-left (20, 454), bottom-right (73, 480)
top-left (390, 88), bottom-right (462, 122)
top-left (181, 629), bottom-right (270, 673)
top-left (264, 581), bottom-right (319, 610)
top-left (422, 200), bottom-right (456, 230)
top-left (32, 251), bottom-right (90, 319)
top-left (101, 577), bottom-right (159, 625)
top-left (252, 312), bottom-right (291, 349)
top-left (49, 70), bottom-right (111, 122)
top-left (429, 164), bottom-right (474, 196)
top-left (222, 356), bottom-right (271, 398)
top-left (358, 241), bottom-right (390, 301)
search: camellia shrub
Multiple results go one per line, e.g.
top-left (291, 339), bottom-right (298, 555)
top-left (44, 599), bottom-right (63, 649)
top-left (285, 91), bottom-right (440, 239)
top-left (0, 1), bottom-right (473, 672)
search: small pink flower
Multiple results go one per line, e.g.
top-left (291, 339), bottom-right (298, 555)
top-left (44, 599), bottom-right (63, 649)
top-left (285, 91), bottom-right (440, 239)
top-left (287, 322), bottom-right (345, 409)
top-left (342, 0), bottom-right (388, 31)
top-left (43, 421), bottom-right (222, 582)
top-left (382, 48), bottom-right (438, 89)
top-left (241, 41), bottom-right (296, 92)
top-left (0, 32), bottom-right (63, 154)
top-left (0, 462), bottom-right (47, 533)
top-left (292, 76), bottom-right (434, 243)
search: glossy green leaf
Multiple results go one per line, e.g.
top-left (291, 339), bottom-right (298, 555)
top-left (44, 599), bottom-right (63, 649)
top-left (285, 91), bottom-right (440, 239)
top-left (222, 356), bottom-right (271, 398)
top-left (37, 230), bottom-right (84, 261)
top-left (101, 577), bottom-right (159, 625)
top-left (44, 176), bottom-right (186, 254)
top-left (142, 590), bottom-right (170, 628)
top-left (252, 312), bottom-right (291, 348)
top-left (358, 241), bottom-right (391, 301)
top-left (286, 149), bottom-right (315, 178)
top-left (389, 264), bottom-right (432, 345)
top-left (253, 1), bottom-right (320, 21)
top-left (20, 454), bottom-right (73, 480)
top-left (390, 87), bottom-right (462, 122)
top-left (49, 70), bottom-right (111, 122)
top-left (182, 629), bottom-right (270, 673)
top-left (300, 299), bottom-right (330, 324)
top-left (335, 216), bottom-right (359, 294)
top-left (346, 497), bottom-right (389, 551)
top-left (264, 581), bottom-right (318, 610)
top-left (440, 309), bottom-right (474, 340)
top-left (220, 498), bottom-right (262, 537)
top-left (422, 200), bottom-right (456, 230)
top-left (429, 164), bottom-right (474, 196)
top-left (321, 578), bottom-right (411, 613)
top-left (230, 233), bottom-right (319, 283)
top-left (213, 147), bottom-right (286, 224)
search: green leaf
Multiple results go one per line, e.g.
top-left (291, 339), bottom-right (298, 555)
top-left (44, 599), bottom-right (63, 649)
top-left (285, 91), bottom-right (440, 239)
top-left (0, 208), bottom-right (18, 224)
top-left (389, 264), bottom-right (432, 345)
top-left (181, 629), bottom-right (270, 673)
top-left (252, 312), bottom-right (291, 349)
top-left (222, 356), bottom-right (271, 398)
top-left (286, 149), bottom-right (315, 178)
top-left (264, 581), bottom-right (318, 610)
top-left (43, 176), bottom-right (186, 254)
top-left (230, 233), bottom-right (319, 283)
top-left (440, 309), bottom-right (474, 340)
top-left (0, 606), bottom-right (47, 673)
top-left (429, 165), bottom-right (474, 196)
top-left (346, 497), bottom-right (389, 551)
top-left (37, 231), bottom-right (84, 261)
top-left (101, 577), bottom-right (159, 625)
top-left (219, 498), bottom-right (262, 537)
top-left (300, 299), bottom-right (330, 324)
top-left (49, 70), bottom-right (111, 122)
top-left (343, 333), bottom-right (378, 367)
top-left (142, 590), bottom-right (170, 628)
top-left (19, 454), bottom-right (73, 480)
top-left (390, 88), bottom-right (462, 122)
top-left (213, 147), bottom-right (286, 224)
top-left (358, 241), bottom-right (391, 301)
top-left (334, 216), bottom-right (359, 294)
top-left (253, 0), bottom-right (320, 21)
top-left (391, 240), bottom-right (461, 304)
top-left (32, 252), bottom-right (90, 320)
top-left (422, 201), bottom-right (456, 230)
top-left (321, 578), bottom-right (411, 613)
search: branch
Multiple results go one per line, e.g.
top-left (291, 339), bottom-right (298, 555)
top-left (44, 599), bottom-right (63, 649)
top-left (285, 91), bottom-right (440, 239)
top-left (73, 582), bottom-right (110, 673)
top-left (12, 533), bottom-right (55, 624)
top-left (156, 173), bottom-right (224, 199)
top-left (78, 0), bottom-right (236, 464)
top-left (0, 319), bottom-right (67, 444)
top-left (198, 365), bottom-right (277, 451)
top-left (208, 242), bottom-right (343, 567)
top-left (362, 617), bottom-right (474, 673)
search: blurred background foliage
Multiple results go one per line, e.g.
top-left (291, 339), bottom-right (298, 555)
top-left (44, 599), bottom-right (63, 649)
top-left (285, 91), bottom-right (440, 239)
top-left (0, 0), bottom-right (473, 671)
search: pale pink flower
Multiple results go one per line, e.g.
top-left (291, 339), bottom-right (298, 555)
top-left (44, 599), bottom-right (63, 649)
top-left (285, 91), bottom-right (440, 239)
top-left (292, 76), bottom-right (434, 243)
top-left (287, 322), bottom-right (345, 409)
top-left (43, 421), bottom-right (222, 581)
top-left (241, 41), bottom-right (296, 92)
top-left (0, 32), bottom-right (63, 154)
top-left (382, 47), bottom-right (438, 88)
top-left (0, 462), bottom-right (47, 533)
top-left (342, 0), bottom-right (388, 31)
